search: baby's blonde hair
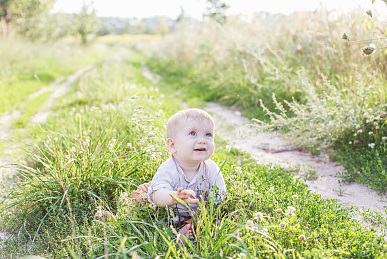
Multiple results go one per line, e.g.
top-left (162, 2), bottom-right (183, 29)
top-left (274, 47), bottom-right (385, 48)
top-left (166, 108), bottom-right (214, 139)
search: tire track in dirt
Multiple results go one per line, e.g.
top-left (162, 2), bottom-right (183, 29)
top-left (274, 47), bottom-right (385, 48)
top-left (0, 66), bottom-right (93, 243)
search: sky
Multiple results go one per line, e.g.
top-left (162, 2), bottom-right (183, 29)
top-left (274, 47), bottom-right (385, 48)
top-left (52, 0), bottom-right (386, 19)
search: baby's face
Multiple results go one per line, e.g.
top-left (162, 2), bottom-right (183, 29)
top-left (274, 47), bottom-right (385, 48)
top-left (169, 118), bottom-right (214, 164)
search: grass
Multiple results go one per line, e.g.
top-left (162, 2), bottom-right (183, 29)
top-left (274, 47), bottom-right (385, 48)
top-left (0, 39), bottom-right (111, 117)
top-left (1, 40), bottom-right (387, 258)
top-left (141, 11), bottom-right (387, 193)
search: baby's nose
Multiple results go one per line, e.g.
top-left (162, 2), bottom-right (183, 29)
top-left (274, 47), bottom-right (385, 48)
top-left (197, 137), bottom-right (206, 143)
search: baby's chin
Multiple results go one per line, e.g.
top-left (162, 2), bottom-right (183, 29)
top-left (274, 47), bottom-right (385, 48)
top-left (191, 152), bottom-right (211, 161)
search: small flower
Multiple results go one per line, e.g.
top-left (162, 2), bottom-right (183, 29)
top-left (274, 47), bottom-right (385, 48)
top-left (349, 141), bottom-right (352, 145)
top-left (226, 145), bottom-right (231, 152)
top-left (150, 153), bottom-right (157, 160)
top-left (155, 109), bottom-right (163, 117)
top-left (148, 131), bottom-right (155, 137)
top-left (254, 212), bottom-right (264, 221)
top-left (369, 131), bottom-right (373, 135)
top-left (287, 206), bottom-right (296, 213)
top-left (109, 139), bottom-right (117, 149)
top-left (275, 208), bottom-right (283, 214)
top-left (286, 206), bottom-right (296, 217)
top-left (280, 221), bottom-right (287, 229)
top-left (119, 192), bottom-right (129, 202)
top-left (246, 220), bottom-right (254, 227)
top-left (292, 194), bottom-right (298, 200)
top-left (298, 234), bottom-right (307, 241)
top-left (139, 138), bottom-right (145, 145)
top-left (94, 206), bottom-right (114, 220)
top-left (368, 143), bottom-right (375, 149)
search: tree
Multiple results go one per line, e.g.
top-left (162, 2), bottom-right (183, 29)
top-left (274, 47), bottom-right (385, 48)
top-left (0, 0), bottom-right (53, 39)
top-left (11, 0), bottom-right (53, 40)
top-left (0, 0), bottom-right (13, 37)
top-left (74, 2), bottom-right (100, 44)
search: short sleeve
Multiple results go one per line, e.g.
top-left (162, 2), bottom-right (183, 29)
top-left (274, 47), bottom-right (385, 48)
top-left (147, 159), bottom-right (176, 202)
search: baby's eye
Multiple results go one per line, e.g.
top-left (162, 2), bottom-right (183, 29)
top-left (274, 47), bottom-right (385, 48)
top-left (206, 132), bottom-right (213, 137)
top-left (189, 131), bottom-right (197, 136)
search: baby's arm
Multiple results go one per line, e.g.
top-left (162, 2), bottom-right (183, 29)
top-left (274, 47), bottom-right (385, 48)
top-left (151, 188), bottom-right (199, 208)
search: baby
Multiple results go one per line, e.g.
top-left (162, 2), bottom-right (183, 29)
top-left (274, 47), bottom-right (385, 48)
top-left (139, 108), bottom-right (227, 240)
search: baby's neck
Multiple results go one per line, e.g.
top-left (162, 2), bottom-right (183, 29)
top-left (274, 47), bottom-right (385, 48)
top-left (174, 157), bottom-right (201, 180)
top-left (180, 163), bottom-right (200, 175)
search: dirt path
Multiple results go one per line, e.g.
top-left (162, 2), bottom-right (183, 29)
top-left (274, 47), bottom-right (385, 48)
top-left (141, 66), bottom-right (387, 221)
top-left (140, 65), bottom-right (387, 235)
top-left (205, 103), bottom-right (387, 221)
top-left (0, 66), bottom-right (93, 242)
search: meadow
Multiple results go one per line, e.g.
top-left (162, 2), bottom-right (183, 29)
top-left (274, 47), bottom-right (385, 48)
top-left (142, 10), bottom-right (387, 193)
top-left (0, 8), bottom-right (387, 259)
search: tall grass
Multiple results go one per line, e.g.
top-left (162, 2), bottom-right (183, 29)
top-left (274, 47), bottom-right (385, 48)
top-left (143, 8), bottom-right (387, 192)
top-left (1, 42), bottom-right (387, 257)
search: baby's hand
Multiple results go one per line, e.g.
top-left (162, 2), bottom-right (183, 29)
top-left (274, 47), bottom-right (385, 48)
top-left (131, 182), bottom-right (151, 204)
top-left (137, 182), bottom-right (151, 193)
top-left (175, 188), bottom-right (199, 204)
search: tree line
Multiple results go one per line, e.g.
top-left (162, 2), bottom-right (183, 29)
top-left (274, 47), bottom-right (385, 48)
top-left (0, 0), bottom-right (231, 44)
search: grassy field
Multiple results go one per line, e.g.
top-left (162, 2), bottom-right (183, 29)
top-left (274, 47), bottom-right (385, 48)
top-left (141, 11), bottom-right (387, 194)
top-left (0, 34), bottom-right (386, 258)
top-left (0, 39), bottom-right (111, 126)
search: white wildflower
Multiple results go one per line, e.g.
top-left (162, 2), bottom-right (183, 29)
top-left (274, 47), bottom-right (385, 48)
top-left (109, 139), bottom-right (117, 149)
top-left (254, 212), bottom-right (264, 221)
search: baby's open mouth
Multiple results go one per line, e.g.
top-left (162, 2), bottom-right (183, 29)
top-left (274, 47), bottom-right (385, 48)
top-left (194, 148), bottom-right (206, 151)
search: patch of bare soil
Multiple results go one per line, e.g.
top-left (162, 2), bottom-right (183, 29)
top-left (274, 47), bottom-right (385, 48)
top-left (205, 102), bottom-right (387, 222)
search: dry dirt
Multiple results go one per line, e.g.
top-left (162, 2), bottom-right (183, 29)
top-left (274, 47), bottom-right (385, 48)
top-left (205, 102), bottom-right (387, 224)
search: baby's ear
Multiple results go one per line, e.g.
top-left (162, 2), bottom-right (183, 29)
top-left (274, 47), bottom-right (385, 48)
top-left (166, 138), bottom-right (176, 153)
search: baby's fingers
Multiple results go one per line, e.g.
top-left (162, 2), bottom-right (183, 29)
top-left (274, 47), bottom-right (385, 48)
top-left (181, 189), bottom-right (196, 197)
top-left (186, 197), bottom-right (199, 204)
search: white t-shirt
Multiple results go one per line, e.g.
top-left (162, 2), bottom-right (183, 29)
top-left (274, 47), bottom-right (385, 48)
top-left (148, 156), bottom-right (227, 221)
